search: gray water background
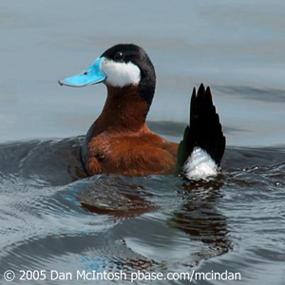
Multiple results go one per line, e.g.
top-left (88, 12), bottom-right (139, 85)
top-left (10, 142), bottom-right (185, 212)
top-left (0, 0), bottom-right (284, 146)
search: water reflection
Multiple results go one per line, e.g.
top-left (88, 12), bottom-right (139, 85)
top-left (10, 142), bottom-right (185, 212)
top-left (79, 174), bottom-right (232, 263)
top-left (79, 176), bottom-right (158, 218)
top-left (170, 178), bottom-right (232, 260)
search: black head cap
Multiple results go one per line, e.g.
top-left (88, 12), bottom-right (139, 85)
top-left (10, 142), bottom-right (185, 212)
top-left (101, 44), bottom-right (156, 105)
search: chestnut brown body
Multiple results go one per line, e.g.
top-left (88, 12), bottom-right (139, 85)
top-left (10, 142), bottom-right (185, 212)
top-left (84, 86), bottom-right (178, 176)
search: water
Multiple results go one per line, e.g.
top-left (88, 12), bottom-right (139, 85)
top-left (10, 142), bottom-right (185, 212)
top-left (0, 138), bottom-right (284, 284)
top-left (0, 1), bottom-right (284, 284)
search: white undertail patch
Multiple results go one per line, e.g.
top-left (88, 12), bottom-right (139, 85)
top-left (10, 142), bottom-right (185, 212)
top-left (102, 59), bottom-right (141, 87)
top-left (183, 147), bottom-right (218, 181)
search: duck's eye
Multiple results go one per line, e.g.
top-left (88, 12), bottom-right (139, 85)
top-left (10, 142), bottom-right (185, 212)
top-left (114, 52), bottom-right (124, 61)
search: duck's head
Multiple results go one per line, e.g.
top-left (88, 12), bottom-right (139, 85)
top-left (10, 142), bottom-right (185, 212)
top-left (59, 44), bottom-right (156, 106)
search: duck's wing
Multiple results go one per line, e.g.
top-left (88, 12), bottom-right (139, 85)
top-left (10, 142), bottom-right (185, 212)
top-left (177, 84), bottom-right (226, 180)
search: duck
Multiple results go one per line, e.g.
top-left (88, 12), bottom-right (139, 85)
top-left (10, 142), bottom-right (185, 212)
top-left (59, 44), bottom-right (225, 180)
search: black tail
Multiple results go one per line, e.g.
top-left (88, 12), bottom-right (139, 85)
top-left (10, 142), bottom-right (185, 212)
top-left (177, 84), bottom-right (226, 171)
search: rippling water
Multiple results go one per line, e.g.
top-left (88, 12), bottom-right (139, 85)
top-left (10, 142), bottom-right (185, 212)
top-left (0, 134), bottom-right (284, 284)
top-left (0, 1), bottom-right (285, 284)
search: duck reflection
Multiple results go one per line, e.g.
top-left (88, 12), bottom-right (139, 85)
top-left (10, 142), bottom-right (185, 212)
top-left (79, 176), bottom-right (157, 218)
top-left (79, 175), bottom-right (232, 259)
top-left (169, 176), bottom-right (232, 257)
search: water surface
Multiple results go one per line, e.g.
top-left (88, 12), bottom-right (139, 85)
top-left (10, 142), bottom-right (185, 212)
top-left (0, 136), bottom-right (284, 284)
top-left (0, 1), bottom-right (285, 284)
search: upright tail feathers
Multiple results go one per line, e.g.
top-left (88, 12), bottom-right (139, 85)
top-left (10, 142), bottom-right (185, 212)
top-left (177, 84), bottom-right (226, 180)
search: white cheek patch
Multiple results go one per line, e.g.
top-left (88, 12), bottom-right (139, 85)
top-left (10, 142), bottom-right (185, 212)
top-left (101, 59), bottom-right (141, 87)
top-left (183, 147), bottom-right (218, 181)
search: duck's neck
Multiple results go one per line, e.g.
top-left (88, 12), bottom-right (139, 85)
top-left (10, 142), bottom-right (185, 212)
top-left (91, 85), bottom-right (151, 136)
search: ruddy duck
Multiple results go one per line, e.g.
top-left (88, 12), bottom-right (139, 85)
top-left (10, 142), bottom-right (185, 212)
top-left (59, 44), bottom-right (225, 180)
